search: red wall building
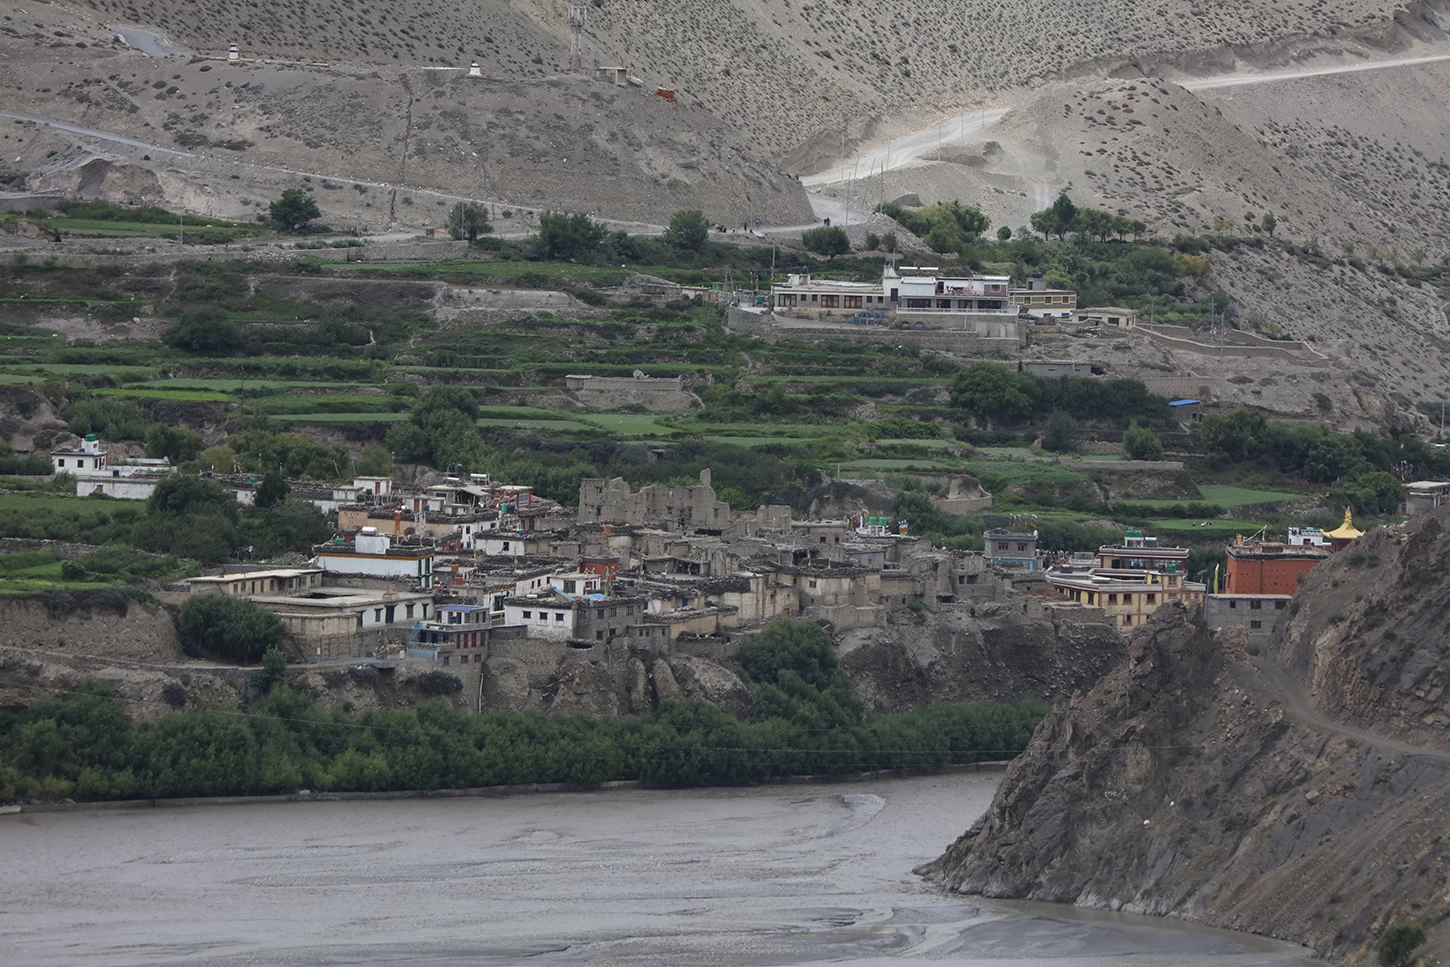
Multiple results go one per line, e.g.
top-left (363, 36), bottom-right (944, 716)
top-left (1224, 541), bottom-right (1328, 595)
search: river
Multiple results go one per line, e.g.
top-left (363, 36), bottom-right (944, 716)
top-left (1, 774), bottom-right (1319, 967)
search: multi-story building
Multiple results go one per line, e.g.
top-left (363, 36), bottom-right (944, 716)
top-left (1010, 276), bottom-right (1078, 319)
top-left (984, 528), bottom-right (1039, 570)
top-left (1223, 537), bottom-right (1328, 595)
top-left (1047, 531), bottom-right (1204, 630)
top-left (314, 529), bottom-right (435, 588)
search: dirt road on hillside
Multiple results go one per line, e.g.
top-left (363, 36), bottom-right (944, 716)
top-left (1249, 655), bottom-right (1450, 760)
top-left (803, 51), bottom-right (1450, 186)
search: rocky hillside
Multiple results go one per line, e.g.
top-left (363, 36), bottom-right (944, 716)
top-left (839, 604), bottom-right (1126, 712)
top-left (922, 509), bottom-right (1450, 963)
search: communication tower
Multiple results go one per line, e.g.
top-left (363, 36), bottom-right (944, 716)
top-left (567, 7), bottom-right (587, 73)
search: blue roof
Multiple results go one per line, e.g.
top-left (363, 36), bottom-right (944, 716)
top-left (440, 604), bottom-right (485, 612)
top-left (1168, 399), bottom-right (1200, 406)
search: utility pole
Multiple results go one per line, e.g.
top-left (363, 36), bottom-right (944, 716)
top-left (178, 212), bottom-right (183, 246)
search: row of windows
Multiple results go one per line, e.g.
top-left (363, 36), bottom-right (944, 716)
top-left (1105, 592), bottom-right (1157, 605)
top-left (1227, 599), bottom-right (1288, 610)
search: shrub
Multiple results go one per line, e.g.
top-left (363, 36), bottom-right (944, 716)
top-left (1377, 922), bottom-right (1426, 966)
top-left (269, 188), bottom-right (321, 232)
top-left (412, 670), bottom-right (463, 695)
top-left (802, 226), bottom-right (850, 259)
top-left (162, 307), bottom-right (242, 354)
top-left (179, 594), bottom-right (283, 662)
top-left (1123, 421), bottom-right (1165, 461)
top-left (1042, 410), bottom-right (1078, 453)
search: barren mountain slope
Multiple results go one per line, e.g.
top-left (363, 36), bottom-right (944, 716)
top-left (923, 507), bottom-right (1450, 964)
top-left (0, 12), bottom-right (812, 225)
top-left (68, 0), bottom-right (1443, 160)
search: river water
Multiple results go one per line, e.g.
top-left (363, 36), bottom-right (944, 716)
top-left (2, 774), bottom-right (1319, 967)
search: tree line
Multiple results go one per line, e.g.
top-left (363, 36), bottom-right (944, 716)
top-left (0, 621), bottom-right (1047, 802)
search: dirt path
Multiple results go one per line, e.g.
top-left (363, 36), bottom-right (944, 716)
top-left (1248, 655), bottom-right (1450, 761)
top-left (802, 50), bottom-right (1450, 186)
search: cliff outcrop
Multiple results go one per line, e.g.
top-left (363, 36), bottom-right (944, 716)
top-left (838, 605), bottom-right (1127, 711)
top-left (923, 508), bottom-right (1450, 963)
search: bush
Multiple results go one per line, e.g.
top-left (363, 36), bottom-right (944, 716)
top-left (178, 594), bottom-right (283, 662)
top-left (162, 307), bottom-right (243, 354)
top-left (1042, 410), bottom-right (1078, 453)
top-left (1123, 421), bottom-right (1165, 460)
top-left (412, 670), bottom-right (463, 695)
top-left (1377, 922), bottom-right (1426, 966)
top-left (802, 226), bottom-right (850, 259)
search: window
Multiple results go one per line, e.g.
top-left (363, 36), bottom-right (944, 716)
top-left (809, 580), bottom-right (817, 589)
top-left (1108, 594), bottom-right (1118, 605)
top-left (1123, 614), bottom-right (1132, 625)
top-left (1250, 600), bottom-right (1262, 610)
top-left (564, 580), bottom-right (576, 593)
top-left (1250, 620), bottom-right (1263, 630)
top-left (1229, 600), bottom-right (1237, 609)
top-left (1017, 543), bottom-right (1026, 552)
top-left (596, 630), bottom-right (604, 639)
top-left (811, 294), bottom-right (819, 302)
top-left (554, 612), bottom-right (564, 622)
top-left (844, 295), bottom-right (862, 309)
top-left (1146, 593), bottom-right (1156, 604)
top-left (522, 610), bottom-right (532, 619)
top-left (442, 656), bottom-right (449, 665)
top-left (610, 607), bottom-right (618, 617)
top-left (502, 541), bottom-right (510, 551)
top-left (1275, 600), bottom-right (1287, 610)
top-left (374, 609), bottom-right (382, 621)
top-left (597, 608), bottom-right (605, 618)
top-left (626, 606), bottom-right (633, 616)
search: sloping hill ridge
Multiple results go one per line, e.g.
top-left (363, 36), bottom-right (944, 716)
top-left (922, 509), bottom-right (1450, 964)
top-left (75, 0), bottom-right (1439, 159)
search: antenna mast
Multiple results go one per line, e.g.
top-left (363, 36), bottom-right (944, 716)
top-left (568, 7), bottom-right (587, 73)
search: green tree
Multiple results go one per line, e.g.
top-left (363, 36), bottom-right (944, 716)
top-left (62, 399), bottom-right (146, 440)
top-left (802, 226), bottom-right (851, 259)
top-left (1049, 193), bottom-right (1077, 236)
top-left (147, 476), bottom-right (241, 523)
top-left (864, 232), bottom-right (881, 251)
top-left (145, 424), bottom-right (203, 465)
top-left (355, 443), bottom-right (394, 477)
top-left (1377, 922), bottom-right (1426, 967)
top-left (923, 222), bottom-right (961, 255)
top-left (663, 209), bottom-right (710, 253)
top-left (268, 187), bottom-right (321, 232)
top-left (250, 645), bottom-right (288, 696)
top-left (1123, 421), bottom-right (1165, 460)
top-left (950, 363), bottom-right (1031, 423)
top-left (255, 470), bottom-right (289, 509)
top-left (536, 210), bottom-right (607, 261)
top-left (446, 202), bottom-right (492, 242)
top-left (997, 225), bottom-right (1012, 241)
top-left (1042, 410), bottom-right (1078, 453)
top-left (179, 594), bottom-right (283, 662)
top-left (161, 307), bottom-right (243, 355)
top-left (882, 231), bottom-right (898, 252)
top-left (1261, 212), bottom-right (1277, 237)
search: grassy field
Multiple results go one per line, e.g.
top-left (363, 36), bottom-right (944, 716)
top-left (0, 492), bottom-right (100, 511)
top-left (1132, 484), bottom-right (1307, 509)
top-left (96, 388), bottom-right (233, 402)
top-left (0, 373), bottom-right (47, 385)
top-left (0, 363), bottom-right (163, 377)
top-left (574, 413), bottom-right (681, 435)
top-left (274, 412), bottom-right (411, 424)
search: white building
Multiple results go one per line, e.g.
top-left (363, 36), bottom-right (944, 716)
top-left (52, 434), bottom-right (107, 474)
top-left (72, 466), bottom-right (176, 499)
top-left (891, 266), bottom-right (1012, 312)
top-left (770, 272), bottom-right (890, 317)
top-left (314, 528), bottom-right (435, 588)
top-left (549, 571), bottom-right (606, 596)
top-left (502, 595), bottom-right (579, 640)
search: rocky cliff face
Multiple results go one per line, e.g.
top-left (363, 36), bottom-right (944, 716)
top-left (838, 604), bottom-right (1127, 711)
top-left (923, 510), bottom-right (1450, 963)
